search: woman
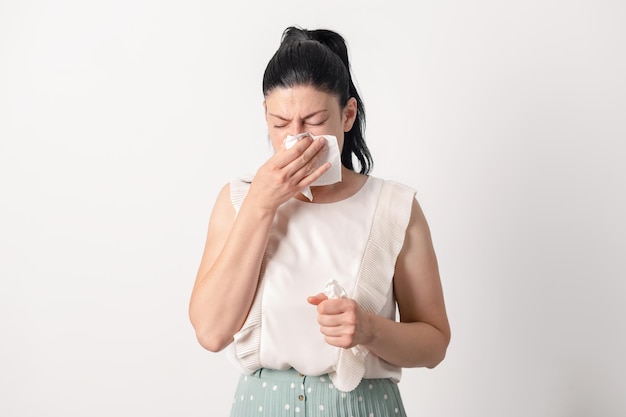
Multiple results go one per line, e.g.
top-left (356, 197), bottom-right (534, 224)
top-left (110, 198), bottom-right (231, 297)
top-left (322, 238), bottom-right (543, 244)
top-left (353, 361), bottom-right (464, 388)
top-left (189, 26), bottom-right (450, 416)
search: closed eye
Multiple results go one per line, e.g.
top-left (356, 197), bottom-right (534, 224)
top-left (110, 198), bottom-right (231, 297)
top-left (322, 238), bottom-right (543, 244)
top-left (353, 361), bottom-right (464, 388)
top-left (306, 118), bottom-right (328, 126)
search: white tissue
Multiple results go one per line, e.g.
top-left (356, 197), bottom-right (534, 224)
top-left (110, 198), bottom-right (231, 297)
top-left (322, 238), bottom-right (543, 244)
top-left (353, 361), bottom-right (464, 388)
top-left (283, 133), bottom-right (342, 201)
top-left (323, 278), bottom-right (348, 299)
top-left (322, 279), bottom-right (369, 359)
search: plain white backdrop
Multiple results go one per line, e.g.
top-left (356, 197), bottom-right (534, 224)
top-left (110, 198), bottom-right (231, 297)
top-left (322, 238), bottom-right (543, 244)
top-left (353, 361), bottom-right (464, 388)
top-left (1, 1), bottom-right (625, 416)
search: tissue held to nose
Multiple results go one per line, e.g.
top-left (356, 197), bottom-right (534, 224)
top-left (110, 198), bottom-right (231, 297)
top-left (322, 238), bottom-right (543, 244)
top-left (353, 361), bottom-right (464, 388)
top-left (283, 133), bottom-right (343, 200)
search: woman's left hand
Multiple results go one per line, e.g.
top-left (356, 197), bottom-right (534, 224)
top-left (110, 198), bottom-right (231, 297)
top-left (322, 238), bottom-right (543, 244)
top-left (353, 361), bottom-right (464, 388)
top-left (307, 294), bottom-right (373, 349)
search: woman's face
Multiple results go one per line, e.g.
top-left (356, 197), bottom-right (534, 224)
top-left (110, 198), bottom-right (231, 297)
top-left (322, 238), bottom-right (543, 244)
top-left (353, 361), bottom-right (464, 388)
top-left (264, 85), bottom-right (357, 152)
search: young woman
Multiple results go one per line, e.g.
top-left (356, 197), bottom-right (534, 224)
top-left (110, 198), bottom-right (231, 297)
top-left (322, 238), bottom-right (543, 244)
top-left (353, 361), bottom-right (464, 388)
top-left (189, 26), bottom-right (450, 417)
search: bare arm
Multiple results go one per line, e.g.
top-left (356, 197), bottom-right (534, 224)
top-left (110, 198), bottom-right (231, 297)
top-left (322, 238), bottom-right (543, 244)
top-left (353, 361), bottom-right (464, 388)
top-left (309, 198), bottom-right (451, 368)
top-left (188, 183), bottom-right (275, 352)
top-left (189, 136), bottom-right (330, 352)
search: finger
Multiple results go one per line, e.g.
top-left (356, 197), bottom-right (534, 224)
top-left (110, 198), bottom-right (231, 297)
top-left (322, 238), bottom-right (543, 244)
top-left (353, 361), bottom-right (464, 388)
top-left (323, 335), bottom-right (355, 349)
top-left (279, 133), bottom-right (313, 151)
top-left (307, 293), bottom-right (328, 305)
top-left (295, 161), bottom-right (331, 189)
top-left (273, 135), bottom-right (316, 168)
top-left (285, 137), bottom-right (328, 178)
top-left (318, 325), bottom-right (347, 337)
top-left (317, 298), bottom-right (354, 315)
top-left (298, 136), bottom-right (327, 163)
top-left (317, 313), bottom-right (345, 327)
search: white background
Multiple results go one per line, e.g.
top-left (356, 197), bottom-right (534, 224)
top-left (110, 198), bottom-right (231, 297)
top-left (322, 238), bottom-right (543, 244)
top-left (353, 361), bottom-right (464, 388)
top-left (1, 1), bottom-right (625, 416)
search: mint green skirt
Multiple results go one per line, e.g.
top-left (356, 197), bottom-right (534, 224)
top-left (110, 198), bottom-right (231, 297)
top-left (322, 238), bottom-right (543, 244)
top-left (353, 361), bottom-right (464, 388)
top-left (229, 368), bottom-right (407, 417)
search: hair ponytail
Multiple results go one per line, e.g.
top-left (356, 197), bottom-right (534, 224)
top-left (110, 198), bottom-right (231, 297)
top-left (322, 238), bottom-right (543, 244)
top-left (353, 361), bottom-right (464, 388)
top-left (263, 26), bottom-right (373, 174)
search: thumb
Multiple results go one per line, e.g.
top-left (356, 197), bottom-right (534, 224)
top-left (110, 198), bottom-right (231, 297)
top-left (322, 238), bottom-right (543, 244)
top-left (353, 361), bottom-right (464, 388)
top-left (307, 293), bottom-right (328, 305)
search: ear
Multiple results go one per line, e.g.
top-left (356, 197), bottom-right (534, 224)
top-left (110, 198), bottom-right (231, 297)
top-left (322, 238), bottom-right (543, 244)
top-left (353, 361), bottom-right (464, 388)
top-left (263, 100), bottom-right (268, 121)
top-left (342, 97), bottom-right (358, 132)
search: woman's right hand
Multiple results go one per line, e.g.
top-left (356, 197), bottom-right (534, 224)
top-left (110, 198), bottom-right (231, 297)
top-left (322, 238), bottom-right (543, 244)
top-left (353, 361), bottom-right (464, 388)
top-left (190, 135), bottom-right (331, 352)
top-left (246, 135), bottom-right (330, 211)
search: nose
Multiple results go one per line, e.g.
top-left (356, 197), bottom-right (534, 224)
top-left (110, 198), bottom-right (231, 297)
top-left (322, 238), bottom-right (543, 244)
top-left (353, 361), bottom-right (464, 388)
top-left (288, 121), bottom-right (306, 137)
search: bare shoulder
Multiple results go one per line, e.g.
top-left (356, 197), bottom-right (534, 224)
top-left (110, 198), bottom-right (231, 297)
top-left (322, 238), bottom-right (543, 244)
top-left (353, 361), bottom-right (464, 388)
top-left (193, 183), bottom-right (236, 285)
top-left (395, 198), bottom-right (437, 283)
top-left (209, 182), bottom-right (236, 227)
top-left (406, 197), bottom-right (434, 245)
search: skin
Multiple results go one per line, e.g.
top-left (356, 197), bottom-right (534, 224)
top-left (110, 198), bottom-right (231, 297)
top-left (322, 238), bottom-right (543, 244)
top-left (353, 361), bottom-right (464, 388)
top-left (189, 85), bottom-right (450, 369)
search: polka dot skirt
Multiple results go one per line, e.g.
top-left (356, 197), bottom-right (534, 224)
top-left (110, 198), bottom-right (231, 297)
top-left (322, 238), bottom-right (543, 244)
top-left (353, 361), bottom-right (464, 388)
top-left (229, 368), bottom-right (407, 417)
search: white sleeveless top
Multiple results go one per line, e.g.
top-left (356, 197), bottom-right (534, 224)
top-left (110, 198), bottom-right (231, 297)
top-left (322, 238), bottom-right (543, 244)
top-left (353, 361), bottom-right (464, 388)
top-left (225, 176), bottom-right (416, 392)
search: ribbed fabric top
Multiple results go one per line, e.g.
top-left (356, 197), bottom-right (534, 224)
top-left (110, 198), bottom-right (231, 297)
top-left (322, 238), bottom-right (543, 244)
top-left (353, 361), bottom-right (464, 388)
top-left (225, 176), bottom-right (416, 392)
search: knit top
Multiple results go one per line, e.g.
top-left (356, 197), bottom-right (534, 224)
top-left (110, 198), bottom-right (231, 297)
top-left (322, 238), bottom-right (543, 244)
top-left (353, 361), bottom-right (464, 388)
top-left (225, 175), bottom-right (416, 392)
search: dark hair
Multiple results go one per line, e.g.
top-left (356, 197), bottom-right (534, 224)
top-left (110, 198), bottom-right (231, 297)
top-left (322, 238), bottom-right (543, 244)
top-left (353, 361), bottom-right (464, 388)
top-left (262, 26), bottom-right (373, 175)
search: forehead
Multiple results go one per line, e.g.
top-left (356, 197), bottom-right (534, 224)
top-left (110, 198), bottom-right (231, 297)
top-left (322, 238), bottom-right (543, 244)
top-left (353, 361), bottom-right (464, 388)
top-left (265, 85), bottom-right (340, 115)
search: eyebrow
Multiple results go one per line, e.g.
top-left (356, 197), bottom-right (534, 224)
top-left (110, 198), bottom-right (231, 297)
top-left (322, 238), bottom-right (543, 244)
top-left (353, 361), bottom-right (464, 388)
top-left (268, 109), bottom-right (329, 121)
